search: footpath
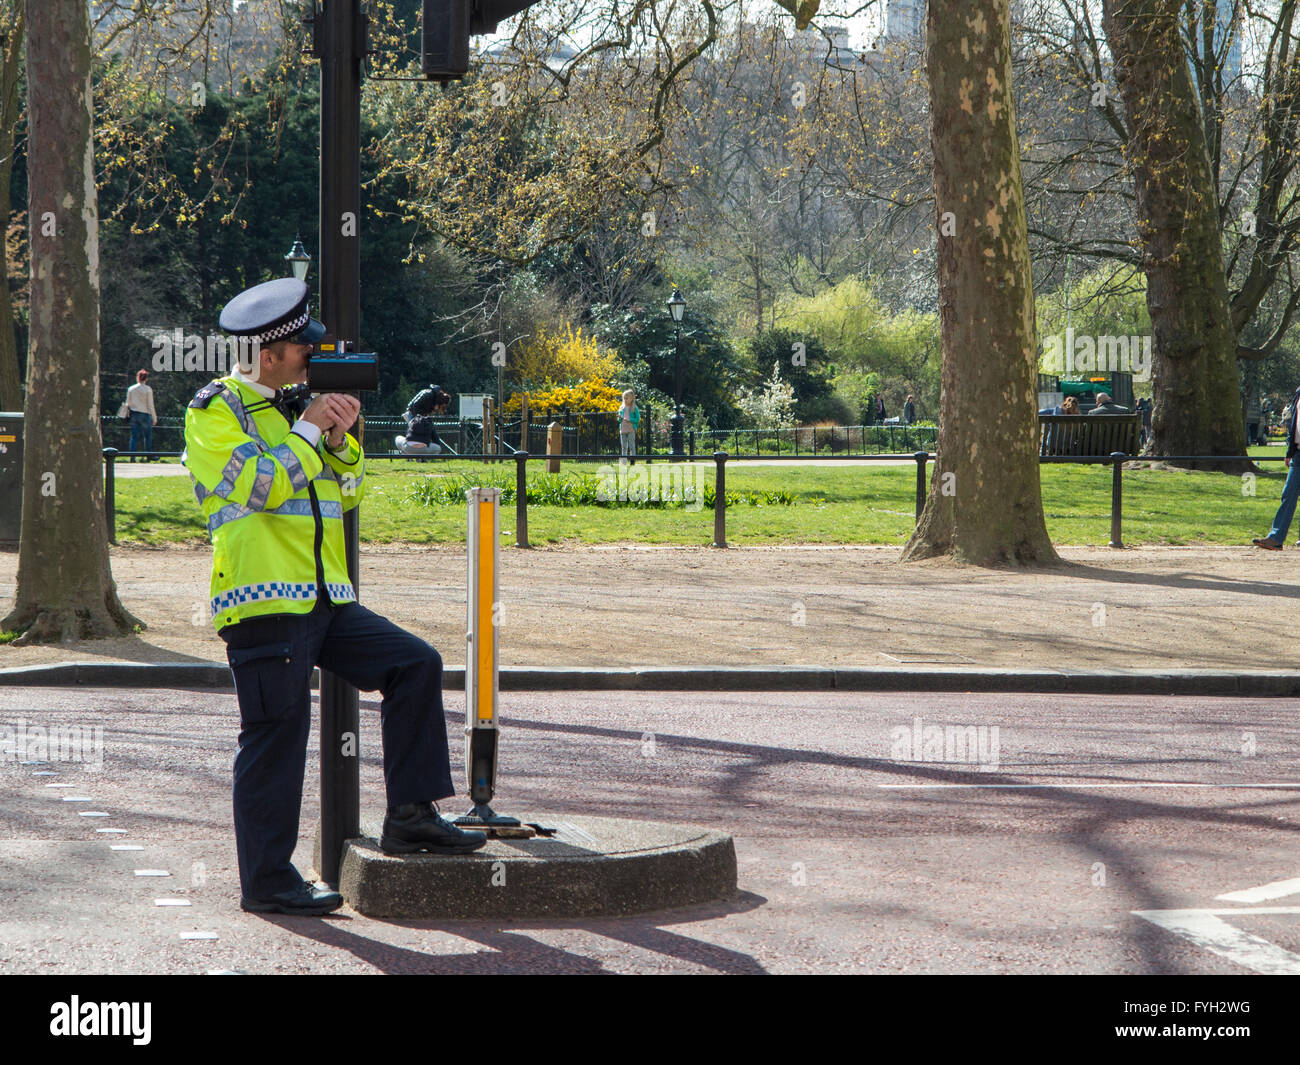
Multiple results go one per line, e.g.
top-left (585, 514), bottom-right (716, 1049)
top-left (0, 543), bottom-right (1295, 691)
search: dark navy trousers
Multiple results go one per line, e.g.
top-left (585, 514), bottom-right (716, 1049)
top-left (220, 599), bottom-right (456, 899)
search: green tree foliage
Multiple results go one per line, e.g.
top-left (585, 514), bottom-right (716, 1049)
top-left (772, 276), bottom-right (939, 421)
top-left (745, 328), bottom-right (846, 424)
top-left (590, 288), bottom-right (747, 429)
top-left (70, 83), bottom-right (480, 416)
top-left (1036, 263), bottom-right (1151, 346)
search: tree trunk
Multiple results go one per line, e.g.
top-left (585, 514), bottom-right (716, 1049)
top-left (902, 0), bottom-right (1057, 565)
top-left (1103, 0), bottom-right (1248, 469)
top-left (0, 6), bottom-right (24, 412)
top-left (2, 0), bottom-right (140, 643)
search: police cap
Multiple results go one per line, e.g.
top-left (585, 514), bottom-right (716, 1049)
top-left (218, 277), bottom-right (326, 345)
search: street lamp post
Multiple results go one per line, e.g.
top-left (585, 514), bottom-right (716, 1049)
top-left (667, 287), bottom-right (686, 457)
top-left (284, 236), bottom-right (310, 282)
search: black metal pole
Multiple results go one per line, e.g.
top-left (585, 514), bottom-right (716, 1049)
top-left (515, 451), bottom-right (529, 548)
top-left (1108, 451), bottom-right (1126, 548)
top-left (103, 448), bottom-right (117, 545)
top-left (914, 451), bottom-right (928, 523)
top-left (671, 322), bottom-right (684, 457)
top-left (318, 0), bottom-right (364, 888)
top-left (712, 451), bottom-right (727, 548)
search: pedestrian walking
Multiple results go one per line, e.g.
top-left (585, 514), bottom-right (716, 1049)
top-left (125, 369), bottom-right (157, 461)
top-left (1253, 383), bottom-right (1300, 550)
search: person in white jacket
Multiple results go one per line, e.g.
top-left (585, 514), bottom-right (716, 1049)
top-left (125, 368), bottom-right (157, 462)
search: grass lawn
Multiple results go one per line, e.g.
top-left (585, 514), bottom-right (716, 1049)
top-left (109, 450), bottom-right (1290, 548)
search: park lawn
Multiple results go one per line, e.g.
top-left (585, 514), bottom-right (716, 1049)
top-left (110, 453), bottom-right (1289, 547)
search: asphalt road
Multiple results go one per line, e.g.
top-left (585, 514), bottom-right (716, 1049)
top-left (2, 687), bottom-right (1298, 975)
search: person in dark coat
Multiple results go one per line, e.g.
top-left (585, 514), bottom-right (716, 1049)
top-left (1087, 391), bottom-right (1129, 415)
top-left (1254, 384), bottom-right (1300, 549)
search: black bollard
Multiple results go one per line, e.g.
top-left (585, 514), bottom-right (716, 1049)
top-left (515, 451), bottom-right (529, 548)
top-left (103, 448), bottom-right (118, 545)
top-left (913, 451), bottom-right (929, 523)
top-left (1109, 452), bottom-right (1126, 548)
top-left (713, 451), bottom-right (728, 548)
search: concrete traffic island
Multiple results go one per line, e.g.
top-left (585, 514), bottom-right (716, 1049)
top-left (313, 815), bottom-right (737, 919)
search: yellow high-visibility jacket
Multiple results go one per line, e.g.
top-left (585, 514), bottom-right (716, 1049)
top-left (182, 376), bottom-right (364, 632)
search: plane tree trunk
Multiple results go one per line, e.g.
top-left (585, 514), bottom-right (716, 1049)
top-left (902, 0), bottom-right (1058, 565)
top-left (2, 0), bottom-right (140, 643)
top-left (1102, 0), bottom-right (1248, 469)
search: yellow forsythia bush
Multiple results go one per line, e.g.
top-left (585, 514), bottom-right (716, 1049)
top-left (502, 378), bottom-right (624, 415)
top-left (507, 324), bottom-right (623, 393)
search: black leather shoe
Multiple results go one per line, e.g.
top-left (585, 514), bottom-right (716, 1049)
top-left (381, 802), bottom-right (488, 855)
top-left (240, 881), bottom-right (344, 915)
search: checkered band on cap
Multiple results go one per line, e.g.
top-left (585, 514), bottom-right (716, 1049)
top-left (258, 309), bottom-right (309, 344)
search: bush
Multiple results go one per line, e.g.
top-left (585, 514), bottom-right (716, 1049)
top-left (501, 378), bottom-right (624, 416)
top-left (404, 470), bottom-right (794, 509)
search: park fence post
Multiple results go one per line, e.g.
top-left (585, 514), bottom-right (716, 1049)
top-left (713, 451), bottom-right (728, 548)
top-left (546, 421), bottom-right (562, 473)
top-left (103, 448), bottom-right (118, 545)
top-left (1109, 452), bottom-right (1126, 548)
top-left (913, 450), bottom-right (929, 523)
top-left (515, 451), bottom-right (529, 548)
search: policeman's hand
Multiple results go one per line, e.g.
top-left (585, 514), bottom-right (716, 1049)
top-left (302, 393), bottom-right (360, 434)
top-left (324, 394), bottom-right (361, 443)
top-left (321, 394), bottom-right (361, 448)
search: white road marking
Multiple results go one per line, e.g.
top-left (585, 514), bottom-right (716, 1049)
top-left (155, 899), bottom-right (191, 907)
top-left (1215, 878), bottom-right (1300, 904)
top-left (110, 845), bottom-right (144, 851)
top-left (555, 821), bottom-right (600, 844)
top-left (134, 869), bottom-right (170, 877)
top-left (1132, 908), bottom-right (1300, 975)
top-left (31, 771), bottom-right (57, 776)
top-left (78, 812), bottom-right (110, 817)
top-left (96, 828), bottom-right (128, 834)
top-left (60, 796), bottom-right (93, 802)
top-left (44, 783), bottom-right (74, 788)
top-left (880, 782), bottom-right (1300, 790)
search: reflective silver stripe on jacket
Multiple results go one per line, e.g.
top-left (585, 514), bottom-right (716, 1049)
top-left (192, 440), bottom-right (261, 506)
top-left (246, 456), bottom-right (277, 511)
top-left (220, 385), bottom-right (261, 441)
top-left (207, 497), bottom-right (343, 536)
top-left (270, 441), bottom-right (310, 492)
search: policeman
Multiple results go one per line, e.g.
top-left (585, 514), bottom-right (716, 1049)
top-left (183, 277), bottom-right (486, 917)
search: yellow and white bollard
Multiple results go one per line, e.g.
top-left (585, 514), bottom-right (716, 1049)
top-left (454, 487), bottom-right (523, 831)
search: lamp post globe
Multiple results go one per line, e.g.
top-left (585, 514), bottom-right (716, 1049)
top-left (284, 236), bottom-right (311, 282)
top-left (667, 287), bottom-right (686, 456)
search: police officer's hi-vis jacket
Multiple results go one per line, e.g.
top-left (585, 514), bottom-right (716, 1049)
top-left (182, 375), bottom-right (364, 632)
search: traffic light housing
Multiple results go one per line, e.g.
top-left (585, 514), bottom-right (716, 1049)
top-left (422, 0), bottom-right (538, 81)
